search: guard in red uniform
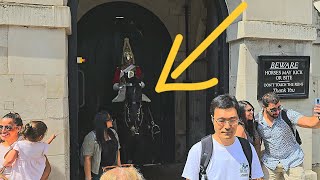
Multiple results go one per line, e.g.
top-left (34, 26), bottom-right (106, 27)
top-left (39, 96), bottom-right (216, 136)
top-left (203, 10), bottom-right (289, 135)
top-left (112, 38), bottom-right (150, 102)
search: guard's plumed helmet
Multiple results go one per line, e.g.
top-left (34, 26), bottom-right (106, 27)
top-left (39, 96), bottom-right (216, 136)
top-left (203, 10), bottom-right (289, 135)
top-left (121, 38), bottom-right (135, 65)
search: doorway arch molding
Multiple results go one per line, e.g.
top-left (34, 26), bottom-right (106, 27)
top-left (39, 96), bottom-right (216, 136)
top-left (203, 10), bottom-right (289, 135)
top-left (78, 0), bottom-right (243, 42)
top-left (225, 0), bottom-right (242, 19)
top-left (78, 0), bottom-right (174, 39)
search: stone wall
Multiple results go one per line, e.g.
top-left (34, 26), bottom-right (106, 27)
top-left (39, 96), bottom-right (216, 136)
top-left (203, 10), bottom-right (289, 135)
top-left (229, 0), bottom-right (318, 178)
top-left (0, 2), bottom-right (70, 180)
top-left (1, 0), bottom-right (319, 179)
top-left (312, 0), bottom-right (320, 179)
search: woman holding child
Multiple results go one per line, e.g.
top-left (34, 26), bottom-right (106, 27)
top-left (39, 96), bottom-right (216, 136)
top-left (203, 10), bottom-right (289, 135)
top-left (0, 112), bottom-right (52, 179)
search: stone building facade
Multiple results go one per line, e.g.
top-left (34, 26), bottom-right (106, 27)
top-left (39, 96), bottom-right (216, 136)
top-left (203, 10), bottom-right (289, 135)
top-left (0, 0), bottom-right (320, 179)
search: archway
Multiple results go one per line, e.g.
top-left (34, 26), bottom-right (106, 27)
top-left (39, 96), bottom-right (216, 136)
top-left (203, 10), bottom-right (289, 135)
top-left (186, 0), bottom-right (229, 148)
top-left (77, 1), bottom-right (175, 166)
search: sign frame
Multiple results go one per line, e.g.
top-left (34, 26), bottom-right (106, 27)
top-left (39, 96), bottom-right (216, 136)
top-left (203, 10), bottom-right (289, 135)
top-left (257, 56), bottom-right (310, 100)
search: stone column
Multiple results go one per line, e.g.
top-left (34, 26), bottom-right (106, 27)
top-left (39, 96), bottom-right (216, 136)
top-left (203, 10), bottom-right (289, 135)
top-left (0, 1), bottom-right (71, 179)
top-left (312, 1), bottom-right (320, 179)
top-left (227, 0), bottom-right (317, 179)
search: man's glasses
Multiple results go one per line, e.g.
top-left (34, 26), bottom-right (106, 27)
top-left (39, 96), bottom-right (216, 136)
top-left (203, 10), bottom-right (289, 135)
top-left (0, 125), bottom-right (14, 131)
top-left (246, 108), bottom-right (254, 112)
top-left (268, 106), bottom-right (282, 113)
top-left (211, 116), bottom-right (238, 126)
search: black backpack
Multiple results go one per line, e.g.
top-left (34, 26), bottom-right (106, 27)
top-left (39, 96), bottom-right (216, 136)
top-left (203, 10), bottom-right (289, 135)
top-left (199, 135), bottom-right (252, 180)
top-left (281, 109), bottom-right (302, 145)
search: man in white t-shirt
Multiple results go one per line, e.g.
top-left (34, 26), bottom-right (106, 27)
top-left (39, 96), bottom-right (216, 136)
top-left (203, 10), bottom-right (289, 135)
top-left (182, 94), bottom-right (264, 180)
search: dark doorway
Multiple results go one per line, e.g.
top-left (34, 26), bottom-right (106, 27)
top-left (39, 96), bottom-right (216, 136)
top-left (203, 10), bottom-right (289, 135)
top-left (187, 0), bottom-right (229, 147)
top-left (77, 1), bottom-right (175, 167)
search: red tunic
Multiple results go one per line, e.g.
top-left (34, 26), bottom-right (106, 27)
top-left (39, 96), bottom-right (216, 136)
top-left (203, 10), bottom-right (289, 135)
top-left (112, 66), bottom-right (142, 84)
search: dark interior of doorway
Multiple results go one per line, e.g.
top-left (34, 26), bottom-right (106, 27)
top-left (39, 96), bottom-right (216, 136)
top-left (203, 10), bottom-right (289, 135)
top-left (185, 0), bottom-right (229, 148)
top-left (205, 0), bottom-right (229, 135)
top-left (77, 1), bottom-right (175, 165)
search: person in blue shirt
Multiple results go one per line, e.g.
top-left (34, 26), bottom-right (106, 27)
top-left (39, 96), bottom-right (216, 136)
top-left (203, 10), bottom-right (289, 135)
top-left (256, 92), bottom-right (320, 180)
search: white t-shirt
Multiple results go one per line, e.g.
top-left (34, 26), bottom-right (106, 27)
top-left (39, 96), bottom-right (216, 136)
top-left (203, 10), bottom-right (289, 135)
top-left (0, 136), bottom-right (23, 178)
top-left (11, 140), bottom-right (48, 180)
top-left (182, 137), bottom-right (263, 180)
top-left (0, 144), bottom-right (15, 177)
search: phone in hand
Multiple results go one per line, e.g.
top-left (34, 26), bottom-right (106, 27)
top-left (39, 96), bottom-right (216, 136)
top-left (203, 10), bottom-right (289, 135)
top-left (316, 98), bottom-right (320, 115)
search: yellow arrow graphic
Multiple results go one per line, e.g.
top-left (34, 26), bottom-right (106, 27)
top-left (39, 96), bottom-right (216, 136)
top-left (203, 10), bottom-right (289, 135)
top-left (155, 2), bottom-right (247, 93)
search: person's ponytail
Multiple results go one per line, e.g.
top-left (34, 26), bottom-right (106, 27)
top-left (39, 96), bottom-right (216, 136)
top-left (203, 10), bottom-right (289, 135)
top-left (23, 123), bottom-right (37, 141)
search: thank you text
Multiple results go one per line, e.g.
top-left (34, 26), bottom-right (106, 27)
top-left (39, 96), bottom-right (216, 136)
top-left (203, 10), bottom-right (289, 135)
top-left (257, 56), bottom-right (310, 99)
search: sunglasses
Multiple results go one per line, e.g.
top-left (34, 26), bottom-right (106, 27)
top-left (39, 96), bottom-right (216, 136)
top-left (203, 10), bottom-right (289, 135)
top-left (0, 125), bottom-right (14, 131)
top-left (246, 108), bottom-right (254, 112)
top-left (268, 106), bottom-right (282, 113)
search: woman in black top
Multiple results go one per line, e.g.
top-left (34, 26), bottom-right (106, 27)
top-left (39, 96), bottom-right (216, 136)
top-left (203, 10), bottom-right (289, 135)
top-left (82, 111), bottom-right (121, 180)
top-left (236, 101), bottom-right (261, 157)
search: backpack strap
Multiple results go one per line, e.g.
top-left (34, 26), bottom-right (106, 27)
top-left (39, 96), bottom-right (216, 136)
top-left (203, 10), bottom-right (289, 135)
top-left (281, 109), bottom-right (302, 145)
top-left (200, 135), bottom-right (213, 180)
top-left (238, 137), bottom-right (252, 179)
top-left (281, 109), bottom-right (295, 133)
